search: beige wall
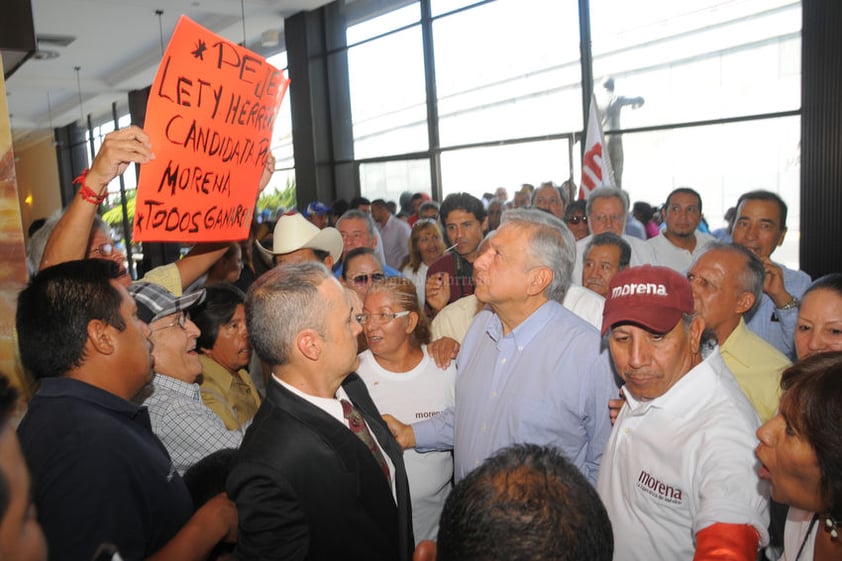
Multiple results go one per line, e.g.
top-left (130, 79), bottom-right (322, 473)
top-left (14, 135), bottom-right (62, 241)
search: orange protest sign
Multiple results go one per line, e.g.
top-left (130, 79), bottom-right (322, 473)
top-left (134, 15), bottom-right (288, 242)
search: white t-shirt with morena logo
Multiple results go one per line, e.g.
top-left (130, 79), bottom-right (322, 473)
top-left (356, 345), bottom-right (456, 544)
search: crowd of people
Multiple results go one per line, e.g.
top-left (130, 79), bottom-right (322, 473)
top-left (5, 125), bottom-right (841, 561)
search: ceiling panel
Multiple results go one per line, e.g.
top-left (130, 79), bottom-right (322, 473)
top-left (6, 0), bottom-right (332, 148)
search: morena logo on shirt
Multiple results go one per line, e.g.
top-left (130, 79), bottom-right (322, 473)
top-left (637, 469), bottom-right (684, 505)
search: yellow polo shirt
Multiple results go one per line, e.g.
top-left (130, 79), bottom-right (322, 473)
top-left (720, 318), bottom-right (790, 423)
top-left (199, 355), bottom-right (261, 430)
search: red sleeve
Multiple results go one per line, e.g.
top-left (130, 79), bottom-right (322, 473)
top-left (693, 523), bottom-right (759, 561)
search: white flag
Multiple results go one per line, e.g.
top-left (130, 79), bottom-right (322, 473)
top-left (579, 92), bottom-right (616, 199)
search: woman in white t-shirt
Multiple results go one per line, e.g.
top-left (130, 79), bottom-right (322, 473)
top-left (356, 277), bottom-right (456, 543)
top-left (401, 220), bottom-right (445, 309)
top-left (755, 352), bottom-right (842, 561)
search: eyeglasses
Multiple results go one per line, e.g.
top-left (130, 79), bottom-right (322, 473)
top-left (91, 243), bottom-right (114, 256)
top-left (591, 214), bottom-right (623, 225)
top-left (351, 273), bottom-right (385, 285)
top-left (355, 311), bottom-right (410, 325)
top-left (566, 216), bottom-right (588, 225)
top-left (152, 312), bottom-right (190, 332)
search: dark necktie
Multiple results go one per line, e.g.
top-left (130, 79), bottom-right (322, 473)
top-left (340, 399), bottom-right (392, 487)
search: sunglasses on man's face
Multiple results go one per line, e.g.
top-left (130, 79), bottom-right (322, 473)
top-left (566, 216), bottom-right (588, 225)
top-left (351, 273), bottom-right (385, 285)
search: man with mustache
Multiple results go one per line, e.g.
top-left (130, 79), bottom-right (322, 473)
top-left (597, 265), bottom-right (769, 561)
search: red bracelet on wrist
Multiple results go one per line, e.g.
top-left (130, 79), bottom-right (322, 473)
top-left (73, 168), bottom-right (107, 205)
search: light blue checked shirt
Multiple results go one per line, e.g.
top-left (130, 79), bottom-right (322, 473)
top-left (138, 374), bottom-right (244, 474)
top-left (414, 300), bottom-right (617, 485)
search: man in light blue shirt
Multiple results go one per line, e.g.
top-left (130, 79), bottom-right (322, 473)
top-left (731, 190), bottom-right (811, 360)
top-left (385, 209), bottom-right (617, 485)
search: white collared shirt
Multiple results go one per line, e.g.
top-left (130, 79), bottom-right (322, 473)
top-left (274, 376), bottom-right (396, 501)
top-left (647, 230), bottom-right (716, 274)
top-left (597, 352), bottom-right (769, 560)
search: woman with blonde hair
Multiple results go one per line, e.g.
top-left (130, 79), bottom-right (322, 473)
top-left (401, 220), bottom-right (445, 308)
top-left (356, 277), bottom-right (456, 544)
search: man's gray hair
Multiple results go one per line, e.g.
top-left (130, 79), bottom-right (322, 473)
top-left (584, 232), bottom-right (632, 270)
top-left (695, 242), bottom-right (765, 315)
top-left (246, 261), bottom-right (331, 367)
top-left (27, 211), bottom-right (110, 272)
top-left (534, 181), bottom-right (569, 208)
top-left (336, 209), bottom-right (377, 240)
top-left (500, 208), bottom-right (574, 303)
top-left (586, 186), bottom-right (629, 217)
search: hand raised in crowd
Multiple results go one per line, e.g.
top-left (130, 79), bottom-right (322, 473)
top-left (428, 336), bottom-right (460, 369)
top-left (86, 125), bottom-right (155, 192)
top-left (258, 153), bottom-right (276, 192)
top-left (425, 272), bottom-right (451, 313)
top-left (381, 414), bottom-right (416, 450)
top-left (760, 257), bottom-right (793, 307)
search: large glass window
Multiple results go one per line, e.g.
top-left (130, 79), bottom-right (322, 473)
top-left (586, 0), bottom-right (801, 262)
top-left (359, 158), bottom-right (431, 203)
top-left (264, 51), bottom-right (294, 195)
top-left (439, 139), bottom-right (572, 200)
top-left (346, 2), bottom-right (421, 44)
top-left (347, 18), bottom-right (428, 159)
top-left (434, 0), bottom-right (583, 147)
top-left (306, 0), bottom-right (803, 261)
top-left (615, 116), bottom-right (801, 267)
top-left (590, 0), bottom-right (801, 129)
top-left (86, 113), bottom-right (137, 196)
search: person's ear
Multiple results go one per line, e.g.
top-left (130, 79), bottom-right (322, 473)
top-left (87, 319), bottom-right (116, 356)
top-left (776, 226), bottom-right (788, 248)
top-left (689, 315), bottom-right (705, 355)
top-left (405, 311), bottom-right (419, 335)
top-left (324, 256), bottom-right (335, 270)
top-left (527, 266), bottom-right (552, 296)
top-left (296, 329), bottom-right (322, 361)
top-left (735, 291), bottom-right (755, 315)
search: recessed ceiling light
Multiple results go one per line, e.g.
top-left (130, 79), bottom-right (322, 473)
top-left (33, 50), bottom-right (60, 60)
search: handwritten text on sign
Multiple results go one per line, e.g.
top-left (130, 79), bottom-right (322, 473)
top-left (134, 15), bottom-right (288, 242)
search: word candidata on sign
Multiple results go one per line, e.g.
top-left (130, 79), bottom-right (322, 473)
top-left (134, 15), bottom-right (288, 242)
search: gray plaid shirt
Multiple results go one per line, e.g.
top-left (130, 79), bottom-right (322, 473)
top-left (139, 374), bottom-right (244, 474)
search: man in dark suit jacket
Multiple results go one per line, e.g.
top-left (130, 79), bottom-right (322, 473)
top-left (227, 261), bottom-right (414, 561)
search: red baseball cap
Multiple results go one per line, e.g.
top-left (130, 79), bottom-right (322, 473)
top-left (601, 265), bottom-right (694, 335)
